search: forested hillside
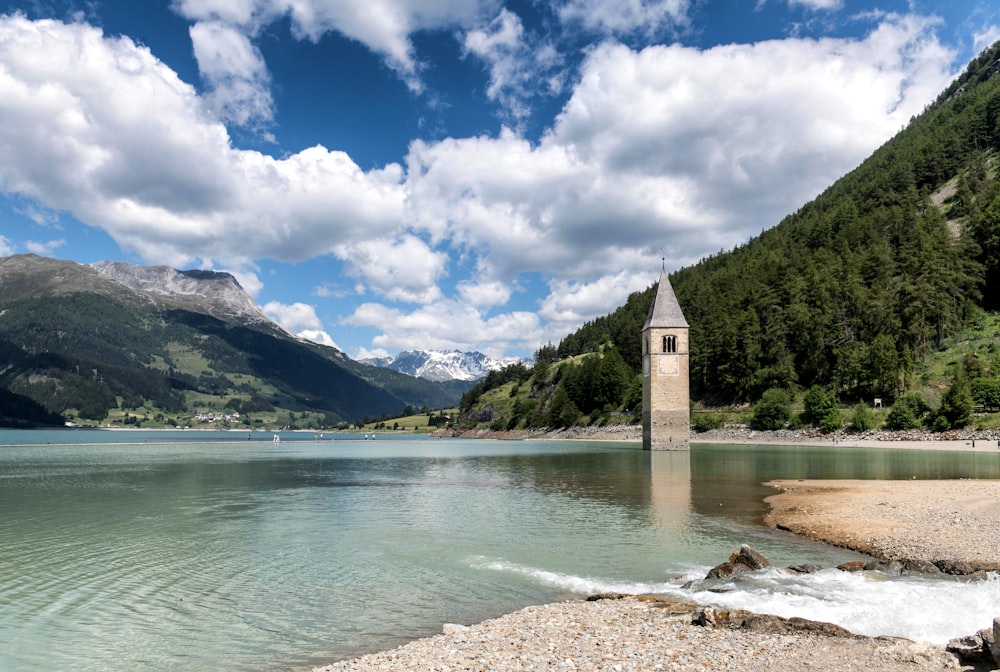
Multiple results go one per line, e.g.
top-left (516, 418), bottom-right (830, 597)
top-left (456, 42), bottom-right (1000, 432)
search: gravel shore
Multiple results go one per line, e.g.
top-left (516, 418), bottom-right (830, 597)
top-left (313, 596), bottom-right (970, 671)
top-left (765, 479), bottom-right (1000, 574)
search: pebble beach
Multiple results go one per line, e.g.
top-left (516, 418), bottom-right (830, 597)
top-left (313, 596), bottom-right (972, 671)
top-left (314, 435), bottom-right (1000, 671)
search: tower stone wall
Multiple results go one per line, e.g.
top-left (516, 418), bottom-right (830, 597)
top-left (641, 268), bottom-right (690, 450)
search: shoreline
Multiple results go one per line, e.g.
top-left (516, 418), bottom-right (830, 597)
top-left (434, 424), bottom-right (1000, 452)
top-left (765, 479), bottom-right (1000, 575)
top-left (314, 596), bottom-right (990, 672)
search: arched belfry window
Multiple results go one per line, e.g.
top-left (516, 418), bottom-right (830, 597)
top-left (663, 335), bottom-right (677, 353)
top-left (662, 336), bottom-right (668, 353)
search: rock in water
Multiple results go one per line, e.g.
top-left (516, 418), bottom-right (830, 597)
top-left (705, 545), bottom-right (772, 579)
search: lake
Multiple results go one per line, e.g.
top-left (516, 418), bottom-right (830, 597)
top-left (1, 429), bottom-right (999, 671)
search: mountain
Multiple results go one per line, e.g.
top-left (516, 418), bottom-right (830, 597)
top-left (0, 254), bottom-right (464, 427)
top-left (359, 349), bottom-right (526, 382)
top-left (91, 261), bottom-right (271, 326)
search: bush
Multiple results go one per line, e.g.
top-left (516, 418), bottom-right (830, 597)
top-left (691, 412), bottom-right (722, 433)
top-left (849, 402), bottom-right (876, 431)
top-left (884, 392), bottom-right (929, 430)
top-left (935, 373), bottom-right (974, 430)
top-left (884, 403), bottom-right (917, 430)
top-left (818, 409), bottom-right (842, 433)
top-left (750, 389), bottom-right (791, 430)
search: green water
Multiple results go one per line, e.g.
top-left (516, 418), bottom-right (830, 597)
top-left (1, 433), bottom-right (998, 671)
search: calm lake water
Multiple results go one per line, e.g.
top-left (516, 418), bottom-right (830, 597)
top-left (1, 429), bottom-right (999, 671)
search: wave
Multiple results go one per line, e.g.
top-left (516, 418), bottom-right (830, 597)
top-left (471, 556), bottom-right (1000, 645)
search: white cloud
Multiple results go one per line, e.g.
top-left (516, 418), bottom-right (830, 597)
top-left (457, 280), bottom-right (512, 307)
top-left (973, 25), bottom-right (1000, 55)
top-left (0, 235), bottom-right (13, 256)
top-left (557, 0), bottom-right (691, 36)
top-left (262, 300), bottom-right (338, 347)
top-left (263, 300), bottom-right (324, 331)
top-left (333, 235), bottom-right (447, 303)
top-left (297, 328), bottom-right (339, 349)
top-left (463, 9), bottom-right (553, 120)
top-left (25, 238), bottom-right (66, 255)
top-left (344, 300), bottom-right (542, 354)
top-left (173, 0), bottom-right (502, 92)
top-left (0, 15), bottom-right (405, 272)
top-left (354, 346), bottom-right (391, 360)
top-left (223, 265), bottom-right (264, 296)
top-left (189, 20), bottom-right (273, 126)
top-left (539, 271), bottom-right (653, 326)
top-left (788, 0), bottom-right (842, 10)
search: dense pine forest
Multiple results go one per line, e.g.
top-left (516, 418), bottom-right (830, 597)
top-left (456, 42), bottom-right (1000, 433)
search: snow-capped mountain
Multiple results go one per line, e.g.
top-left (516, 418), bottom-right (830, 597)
top-left (359, 350), bottom-right (525, 382)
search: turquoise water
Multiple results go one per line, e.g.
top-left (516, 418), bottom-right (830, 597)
top-left (1, 430), bottom-right (999, 671)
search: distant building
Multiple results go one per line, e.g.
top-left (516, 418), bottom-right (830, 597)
top-left (641, 264), bottom-right (690, 450)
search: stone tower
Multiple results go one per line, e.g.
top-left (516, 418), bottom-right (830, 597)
top-left (642, 264), bottom-right (690, 450)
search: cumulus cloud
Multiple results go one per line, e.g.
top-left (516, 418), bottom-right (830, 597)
top-left (0, 15), bottom-right (405, 273)
top-left (539, 271), bottom-right (653, 327)
top-left (457, 280), bottom-right (513, 307)
top-left (333, 235), bottom-right (448, 304)
top-left (462, 8), bottom-right (562, 120)
top-left (189, 20), bottom-right (273, 126)
top-left (173, 0), bottom-right (501, 92)
top-left (25, 238), bottom-right (66, 255)
top-left (343, 300), bottom-right (542, 355)
top-left (788, 0), bottom-right (842, 10)
top-left (557, 0), bottom-right (691, 36)
top-left (974, 25), bottom-right (1000, 54)
top-left (262, 300), bottom-right (338, 347)
top-left (0, 235), bottom-right (13, 256)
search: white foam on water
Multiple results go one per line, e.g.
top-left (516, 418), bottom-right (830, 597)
top-left (473, 557), bottom-right (1000, 645)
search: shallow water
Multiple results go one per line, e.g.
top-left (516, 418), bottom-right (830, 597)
top-left (0, 430), bottom-right (998, 671)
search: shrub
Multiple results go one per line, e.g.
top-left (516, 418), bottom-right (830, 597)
top-left (884, 403), bottom-right (918, 430)
top-left (691, 412), bottom-right (722, 433)
top-left (750, 389), bottom-right (791, 430)
top-left (849, 402), bottom-right (876, 431)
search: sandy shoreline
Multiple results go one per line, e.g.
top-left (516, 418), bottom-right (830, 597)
top-left (765, 479), bottom-right (1000, 574)
top-left (314, 436), bottom-right (1000, 671)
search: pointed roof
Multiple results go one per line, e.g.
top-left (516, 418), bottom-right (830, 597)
top-left (642, 266), bottom-right (688, 329)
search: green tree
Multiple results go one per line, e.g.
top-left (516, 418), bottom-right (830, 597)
top-left (801, 385), bottom-right (838, 429)
top-left (935, 371), bottom-right (974, 430)
top-left (848, 402), bottom-right (876, 432)
top-left (971, 378), bottom-right (1000, 411)
top-left (547, 386), bottom-right (580, 428)
top-left (750, 389), bottom-right (791, 430)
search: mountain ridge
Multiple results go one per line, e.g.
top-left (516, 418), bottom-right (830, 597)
top-left (360, 349), bottom-right (526, 382)
top-left (0, 254), bottom-right (463, 427)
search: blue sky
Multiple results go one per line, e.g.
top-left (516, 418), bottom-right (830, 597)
top-left (1, 0), bottom-right (998, 361)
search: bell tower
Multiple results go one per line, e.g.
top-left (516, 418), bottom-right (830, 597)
top-left (642, 263), bottom-right (690, 450)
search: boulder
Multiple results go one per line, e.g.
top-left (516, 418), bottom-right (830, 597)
top-left (692, 607), bottom-right (856, 637)
top-left (947, 633), bottom-right (990, 664)
top-left (705, 545), bottom-right (772, 579)
top-left (786, 563), bottom-right (823, 574)
top-left (836, 560), bottom-right (866, 572)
